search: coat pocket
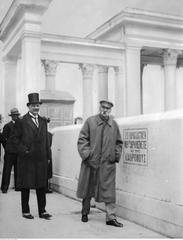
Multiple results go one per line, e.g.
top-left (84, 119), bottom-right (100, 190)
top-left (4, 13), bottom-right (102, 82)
top-left (87, 151), bottom-right (100, 169)
top-left (108, 154), bottom-right (116, 164)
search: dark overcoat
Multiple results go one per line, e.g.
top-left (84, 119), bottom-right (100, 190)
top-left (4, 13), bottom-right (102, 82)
top-left (2, 121), bottom-right (17, 153)
top-left (13, 113), bottom-right (50, 189)
top-left (76, 114), bottom-right (123, 203)
top-left (47, 132), bottom-right (53, 179)
top-left (0, 132), bottom-right (6, 148)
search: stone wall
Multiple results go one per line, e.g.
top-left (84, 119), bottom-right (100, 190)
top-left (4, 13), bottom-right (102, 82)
top-left (51, 111), bottom-right (183, 237)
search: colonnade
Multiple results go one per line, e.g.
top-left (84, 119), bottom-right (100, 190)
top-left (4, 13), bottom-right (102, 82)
top-left (1, 46), bottom-right (183, 122)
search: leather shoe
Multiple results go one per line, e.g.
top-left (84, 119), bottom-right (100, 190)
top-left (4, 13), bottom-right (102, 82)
top-left (46, 189), bottom-right (53, 193)
top-left (39, 212), bottom-right (52, 220)
top-left (81, 215), bottom-right (88, 222)
top-left (22, 213), bottom-right (34, 219)
top-left (2, 190), bottom-right (7, 193)
top-left (106, 219), bottom-right (123, 227)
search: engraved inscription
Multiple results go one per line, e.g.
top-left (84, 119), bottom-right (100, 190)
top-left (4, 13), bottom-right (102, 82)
top-left (123, 128), bottom-right (148, 166)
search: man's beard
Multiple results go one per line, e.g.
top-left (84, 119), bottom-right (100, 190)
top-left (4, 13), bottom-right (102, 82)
top-left (100, 112), bottom-right (109, 121)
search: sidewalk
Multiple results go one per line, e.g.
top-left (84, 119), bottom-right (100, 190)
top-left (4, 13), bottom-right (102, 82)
top-left (0, 189), bottom-right (165, 238)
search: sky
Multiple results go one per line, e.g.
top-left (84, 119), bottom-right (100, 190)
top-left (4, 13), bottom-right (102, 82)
top-left (0, 0), bottom-right (183, 37)
top-left (42, 0), bottom-right (183, 37)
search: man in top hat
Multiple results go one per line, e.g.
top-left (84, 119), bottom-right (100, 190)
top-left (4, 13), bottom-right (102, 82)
top-left (1, 108), bottom-right (21, 193)
top-left (76, 100), bottom-right (123, 227)
top-left (13, 93), bottom-right (52, 220)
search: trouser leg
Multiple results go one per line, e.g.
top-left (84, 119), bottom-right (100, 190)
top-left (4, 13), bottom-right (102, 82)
top-left (1, 154), bottom-right (14, 191)
top-left (21, 188), bottom-right (30, 213)
top-left (13, 156), bottom-right (17, 189)
top-left (36, 187), bottom-right (46, 215)
top-left (81, 197), bottom-right (91, 215)
top-left (105, 202), bottom-right (116, 221)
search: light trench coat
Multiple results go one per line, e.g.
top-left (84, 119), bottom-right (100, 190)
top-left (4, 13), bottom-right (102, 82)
top-left (76, 114), bottom-right (123, 203)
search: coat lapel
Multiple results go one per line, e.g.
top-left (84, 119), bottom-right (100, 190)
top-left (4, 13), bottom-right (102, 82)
top-left (24, 113), bottom-right (39, 133)
top-left (37, 116), bottom-right (44, 135)
top-left (96, 114), bottom-right (112, 127)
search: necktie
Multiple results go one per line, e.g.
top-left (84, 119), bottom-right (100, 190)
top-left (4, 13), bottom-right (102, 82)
top-left (35, 116), bottom-right (39, 127)
top-left (31, 115), bottom-right (39, 127)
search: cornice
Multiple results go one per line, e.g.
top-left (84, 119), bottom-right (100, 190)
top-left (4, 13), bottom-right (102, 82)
top-left (0, 0), bottom-right (52, 40)
top-left (42, 33), bottom-right (125, 50)
top-left (87, 7), bottom-right (183, 40)
top-left (41, 33), bottom-right (124, 66)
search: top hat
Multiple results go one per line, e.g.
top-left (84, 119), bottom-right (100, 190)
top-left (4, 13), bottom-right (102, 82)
top-left (9, 107), bottom-right (20, 116)
top-left (27, 93), bottom-right (42, 106)
top-left (99, 99), bottom-right (114, 108)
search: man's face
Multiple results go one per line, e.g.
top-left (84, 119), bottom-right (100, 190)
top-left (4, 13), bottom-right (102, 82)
top-left (99, 103), bottom-right (112, 118)
top-left (11, 115), bottom-right (19, 121)
top-left (28, 104), bottom-right (40, 116)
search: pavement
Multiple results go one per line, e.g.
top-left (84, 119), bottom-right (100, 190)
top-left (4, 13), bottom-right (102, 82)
top-left (0, 188), bottom-right (166, 238)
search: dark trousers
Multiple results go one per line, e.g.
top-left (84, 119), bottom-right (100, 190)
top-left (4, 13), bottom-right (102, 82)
top-left (81, 168), bottom-right (95, 215)
top-left (21, 188), bottom-right (46, 215)
top-left (1, 153), bottom-right (17, 191)
top-left (82, 197), bottom-right (91, 215)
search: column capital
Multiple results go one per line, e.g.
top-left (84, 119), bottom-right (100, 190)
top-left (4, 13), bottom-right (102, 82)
top-left (113, 66), bottom-right (123, 74)
top-left (42, 59), bottom-right (58, 76)
top-left (163, 49), bottom-right (181, 66)
top-left (97, 65), bottom-right (108, 73)
top-left (79, 63), bottom-right (94, 78)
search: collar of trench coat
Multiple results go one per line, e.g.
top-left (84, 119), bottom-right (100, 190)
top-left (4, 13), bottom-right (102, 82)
top-left (96, 114), bottom-right (113, 127)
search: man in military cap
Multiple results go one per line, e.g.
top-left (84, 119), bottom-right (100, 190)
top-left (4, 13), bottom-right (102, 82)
top-left (77, 100), bottom-right (123, 227)
top-left (1, 108), bottom-right (21, 193)
top-left (13, 93), bottom-right (52, 220)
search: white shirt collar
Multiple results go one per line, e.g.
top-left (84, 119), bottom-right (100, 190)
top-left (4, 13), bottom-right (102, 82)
top-left (29, 112), bottom-right (38, 118)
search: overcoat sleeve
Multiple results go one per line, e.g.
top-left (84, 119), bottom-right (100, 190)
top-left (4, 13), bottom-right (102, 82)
top-left (115, 123), bottom-right (123, 163)
top-left (77, 119), bottom-right (91, 161)
top-left (2, 124), bottom-right (9, 141)
top-left (47, 130), bottom-right (52, 160)
top-left (12, 119), bottom-right (29, 154)
top-left (0, 132), bottom-right (6, 148)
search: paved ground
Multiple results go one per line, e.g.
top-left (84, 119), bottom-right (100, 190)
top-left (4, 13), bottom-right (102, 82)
top-left (0, 189), bottom-right (166, 239)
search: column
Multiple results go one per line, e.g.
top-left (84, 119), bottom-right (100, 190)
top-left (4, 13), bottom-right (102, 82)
top-left (0, 43), bottom-right (5, 119)
top-left (80, 63), bottom-right (94, 119)
top-left (114, 66), bottom-right (125, 118)
top-left (140, 64), bottom-right (146, 114)
top-left (125, 46), bottom-right (141, 116)
top-left (97, 65), bottom-right (109, 101)
top-left (163, 49), bottom-right (180, 111)
top-left (16, 57), bottom-right (25, 115)
top-left (21, 34), bottom-right (41, 101)
top-left (42, 60), bottom-right (58, 90)
top-left (3, 57), bottom-right (17, 122)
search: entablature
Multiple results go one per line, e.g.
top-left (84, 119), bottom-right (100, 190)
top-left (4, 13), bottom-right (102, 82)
top-left (41, 33), bottom-right (125, 66)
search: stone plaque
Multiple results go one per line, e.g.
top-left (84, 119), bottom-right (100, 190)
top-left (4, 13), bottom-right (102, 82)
top-left (40, 103), bottom-right (73, 128)
top-left (123, 128), bottom-right (148, 166)
top-left (40, 89), bottom-right (75, 129)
